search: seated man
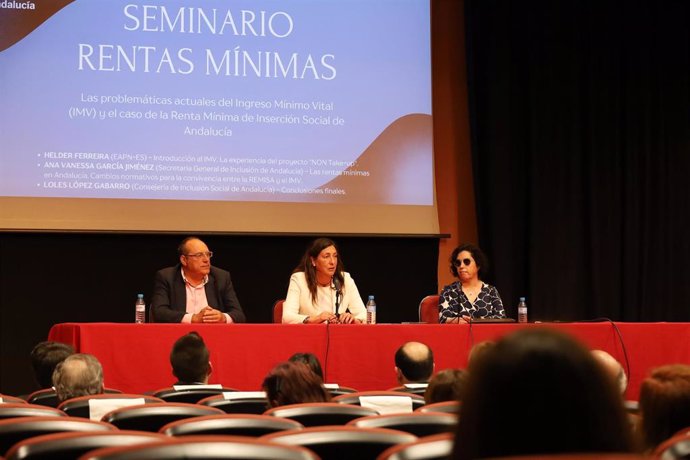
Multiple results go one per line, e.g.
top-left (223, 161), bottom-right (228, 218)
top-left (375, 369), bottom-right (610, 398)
top-left (52, 353), bottom-right (104, 403)
top-left (31, 341), bottom-right (74, 389)
top-left (151, 236), bottom-right (246, 323)
top-left (395, 341), bottom-right (434, 385)
top-left (170, 332), bottom-right (212, 385)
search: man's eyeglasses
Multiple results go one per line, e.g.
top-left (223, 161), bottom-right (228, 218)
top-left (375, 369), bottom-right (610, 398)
top-left (453, 258), bottom-right (472, 267)
top-left (184, 251), bottom-right (213, 259)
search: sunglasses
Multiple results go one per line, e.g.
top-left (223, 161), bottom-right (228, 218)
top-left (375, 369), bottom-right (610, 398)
top-left (453, 258), bottom-right (472, 267)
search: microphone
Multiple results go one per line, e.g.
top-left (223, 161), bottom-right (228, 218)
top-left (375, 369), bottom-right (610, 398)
top-left (333, 276), bottom-right (342, 318)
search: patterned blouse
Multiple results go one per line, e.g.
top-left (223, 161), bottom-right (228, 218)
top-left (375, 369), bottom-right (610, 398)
top-left (438, 281), bottom-right (505, 323)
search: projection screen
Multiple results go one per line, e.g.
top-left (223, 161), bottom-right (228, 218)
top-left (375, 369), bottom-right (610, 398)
top-left (0, 0), bottom-right (437, 234)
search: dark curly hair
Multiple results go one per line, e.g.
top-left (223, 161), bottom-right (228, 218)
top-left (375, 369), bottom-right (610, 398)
top-left (450, 243), bottom-right (489, 279)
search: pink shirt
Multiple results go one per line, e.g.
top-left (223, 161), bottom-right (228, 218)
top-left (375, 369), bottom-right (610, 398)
top-left (180, 268), bottom-right (232, 323)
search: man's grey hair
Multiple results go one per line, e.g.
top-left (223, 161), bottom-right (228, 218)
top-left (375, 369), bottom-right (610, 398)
top-left (52, 353), bottom-right (104, 402)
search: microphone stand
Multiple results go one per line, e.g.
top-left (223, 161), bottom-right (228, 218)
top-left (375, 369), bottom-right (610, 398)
top-left (333, 278), bottom-right (342, 320)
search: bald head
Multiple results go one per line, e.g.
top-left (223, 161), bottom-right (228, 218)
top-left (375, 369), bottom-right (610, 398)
top-left (52, 353), bottom-right (104, 403)
top-left (592, 350), bottom-right (627, 394)
top-left (395, 341), bottom-right (434, 384)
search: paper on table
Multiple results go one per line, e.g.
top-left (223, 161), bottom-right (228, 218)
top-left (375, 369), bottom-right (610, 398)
top-left (359, 396), bottom-right (413, 414)
top-left (172, 384), bottom-right (223, 391)
top-left (222, 391), bottom-right (266, 400)
top-left (89, 398), bottom-right (146, 421)
top-left (403, 383), bottom-right (428, 389)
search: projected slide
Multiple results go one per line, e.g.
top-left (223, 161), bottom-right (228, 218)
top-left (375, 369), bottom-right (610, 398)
top-left (0, 0), bottom-right (432, 206)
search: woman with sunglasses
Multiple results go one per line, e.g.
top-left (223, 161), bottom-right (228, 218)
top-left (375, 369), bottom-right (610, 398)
top-left (439, 243), bottom-right (505, 323)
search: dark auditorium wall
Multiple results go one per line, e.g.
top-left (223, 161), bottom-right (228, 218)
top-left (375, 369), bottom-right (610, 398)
top-left (0, 233), bottom-right (439, 395)
top-left (465, 0), bottom-right (690, 322)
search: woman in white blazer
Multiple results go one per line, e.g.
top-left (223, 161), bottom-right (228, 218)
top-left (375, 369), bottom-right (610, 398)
top-left (282, 238), bottom-right (366, 324)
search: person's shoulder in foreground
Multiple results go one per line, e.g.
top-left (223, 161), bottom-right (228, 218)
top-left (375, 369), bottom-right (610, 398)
top-left (452, 328), bottom-right (635, 459)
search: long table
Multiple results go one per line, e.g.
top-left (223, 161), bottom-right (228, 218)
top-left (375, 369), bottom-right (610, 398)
top-left (48, 322), bottom-right (690, 400)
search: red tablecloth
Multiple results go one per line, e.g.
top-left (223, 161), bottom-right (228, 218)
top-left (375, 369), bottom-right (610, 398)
top-left (48, 322), bottom-right (690, 399)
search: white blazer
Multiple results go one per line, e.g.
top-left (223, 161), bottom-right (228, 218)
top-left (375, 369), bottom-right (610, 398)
top-left (282, 271), bottom-right (366, 324)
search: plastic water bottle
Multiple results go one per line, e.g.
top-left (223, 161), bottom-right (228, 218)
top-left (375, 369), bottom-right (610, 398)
top-left (135, 294), bottom-right (146, 324)
top-left (517, 297), bottom-right (528, 323)
top-left (366, 295), bottom-right (377, 324)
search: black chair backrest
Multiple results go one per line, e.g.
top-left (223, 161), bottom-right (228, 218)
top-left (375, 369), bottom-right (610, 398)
top-left (387, 386), bottom-right (429, 396)
top-left (160, 413), bottom-right (304, 437)
top-left (28, 388), bottom-right (122, 408)
top-left (198, 394), bottom-right (270, 415)
top-left (0, 395), bottom-right (28, 404)
top-left (653, 429), bottom-right (690, 459)
top-left (333, 391), bottom-right (426, 411)
top-left (101, 403), bottom-right (224, 432)
top-left (0, 404), bottom-right (65, 420)
top-left (57, 394), bottom-right (164, 418)
top-left (5, 430), bottom-right (167, 460)
top-left (324, 385), bottom-right (359, 397)
top-left (415, 401), bottom-right (459, 415)
top-left (153, 387), bottom-right (238, 404)
top-left (347, 412), bottom-right (457, 437)
top-left (263, 426), bottom-right (417, 460)
top-left (0, 416), bottom-right (115, 456)
top-left (264, 402), bottom-right (379, 427)
top-left (79, 435), bottom-right (319, 460)
top-left (378, 432), bottom-right (454, 460)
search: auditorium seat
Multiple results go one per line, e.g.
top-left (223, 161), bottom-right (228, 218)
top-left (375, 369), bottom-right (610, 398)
top-left (198, 393), bottom-right (270, 415)
top-left (57, 393), bottom-right (164, 419)
top-left (324, 385), bottom-right (359, 397)
top-left (333, 391), bottom-right (426, 413)
top-left (152, 386), bottom-right (238, 404)
top-left (79, 435), bottom-right (319, 460)
top-left (653, 427), bottom-right (690, 459)
top-left (347, 412), bottom-right (457, 437)
top-left (0, 394), bottom-right (27, 404)
top-left (264, 402), bottom-right (378, 427)
top-left (0, 416), bottom-right (115, 456)
top-left (4, 430), bottom-right (167, 460)
top-left (263, 425), bottom-right (417, 460)
top-left (377, 432), bottom-right (453, 460)
top-left (273, 299), bottom-right (285, 323)
top-left (418, 295), bottom-right (440, 323)
top-left (100, 402), bottom-right (224, 432)
top-left (415, 401), bottom-right (459, 415)
top-left (0, 404), bottom-right (65, 420)
top-left (483, 455), bottom-right (647, 460)
top-left (160, 413), bottom-right (304, 437)
top-left (387, 385), bottom-right (429, 396)
top-left (27, 388), bottom-right (122, 408)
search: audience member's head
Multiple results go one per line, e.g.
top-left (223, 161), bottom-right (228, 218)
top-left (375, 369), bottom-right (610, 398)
top-left (52, 353), bottom-right (104, 403)
top-left (30, 341), bottom-right (74, 388)
top-left (467, 340), bottom-right (495, 368)
top-left (262, 361), bottom-right (331, 408)
top-left (591, 349), bottom-right (628, 395)
top-left (452, 328), bottom-right (634, 460)
top-left (395, 341), bottom-right (434, 384)
top-left (424, 368), bottom-right (465, 404)
top-left (639, 364), bottom-right (690, 451)
top-left (170, 332), bottom-right (211, 384)
top-left (288, 352), bottom-right (324, 381)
